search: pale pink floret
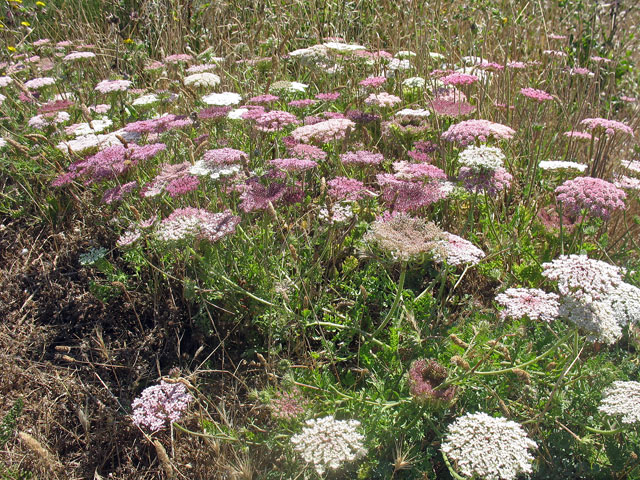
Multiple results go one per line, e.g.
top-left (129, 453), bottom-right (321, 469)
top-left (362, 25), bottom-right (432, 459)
top-left (495, 288), bottom-right (560, 322)
top-left (440, 73), bottom-right (479, 85)
top-left (580, 118), bottom-right (634, 137)
top-left (131, 381), bottom-right (193, 432)
top-left (364, 92), bottom-right (402, 107)
top-left (269, 157), bottom-right (318, 172)
top-left (254, 110), bottom-right (299, 132)
top-left (441, 119), bottom-right (515, 145)
top-left (555, 176), bottom-right (626, 219)
top-left (520, 87), bottom-right (554, 102)
top-left (95, 79), bottom-right (132, 93)
top-left (290, 119), bottom-right (355, 144)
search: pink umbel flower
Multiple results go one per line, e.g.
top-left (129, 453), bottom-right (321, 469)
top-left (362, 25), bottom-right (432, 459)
top-left (269, 157), bottom-right (318, 172)
top-left (441, 119), bottom-right (515, 145)
top-left (64, 51), bottom-right (96, 61)
top-left (327, 177), bottom-right (370, 201)
top-left (436, 233), bottom-right (485, 266)
top-left (564, 131), bottom-right (592, 140)
top-left (339, 150), bottom-right (383, 166)
top-left (392, 162), bottom-right (447, 180)
top-left (359, 76), bottom-right (387, 88)
top-left (198, 106), bottom-right (232, 120)
top-left (495, 288), bottom-right (560, 322)
top-left (520, 87), bottom-right (554, 102)
top-left (555, 176), bottom-right (626, 219)
top-left (125, 114), bottom-right (193, 134)
top-left (288, 143), bottom-right (327, 161)
top-left (202, 147), bottom-right (248, 165)
top-left (95, 79), bottom-right (132, 93)
top-left (429, 98), bottom-right (475, 117)
top-left (290, 118), bottom-right (355, 143)
top-left (270, 389), bottom-right (307, 420)
top-left (247, 94), bottom-right (280, 104)
top-left (164, 53), bottom-right (193, 63)
top-left (254, 110), bottom-right (299, 132)
top-left (408, 359), bottom-right (456, 404)
top-left (24, 77), bottom-right (55, 89)
top-left (377, 174), bottom-right (448, 212)
top-left (156, 208), bottom-right (240, 243)
top-left (364, 92), bottom-right (402, 107)
top-left (506, 61), bottom-right (527, 69)
top-left (458, 167), bottom-right (512, 195)
top-left (568, 67), bottom-right (594, 77)
top-left (440, 72), bottom-right (479, 85)
top-left (239, 175), bottom-right (302, 212)
top-left (580, 118), bottom-right (634, 136)
top-left (132, 381), bottom-right (193, 432)
top-left (288, 99), bottom-right (317, 108)
top-left (315, 92), bottom-right (340, 101)
top-left (142, 162), bottom-right (196, 197)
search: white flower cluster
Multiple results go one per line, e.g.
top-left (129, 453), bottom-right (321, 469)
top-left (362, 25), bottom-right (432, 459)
top-left (290, 415), bottom-right (366, 475)
top-left (542, 255), bottom-right (640, 343)
top-left (323, 42), bottom-right (366, 52)
top-left (132, 93), bottom-right (160, 106)
top-left (202, 92), bottom-right (242, 106)
top-left (402, 76), bottom-right (426, 89)
top-left (395, 108), bottom-right (431, 119)
top-left (598, 381), bottom-right (640, 424)
top-left (458, 145), bottom-right (505, 171)
top-left (190, 161), bottom-right (241, 181)
top-left (318, 203), bottom-right (354, 224)
top-left (183, 72), bottom-right (221, 88)
top-left (441, 412), bottom-right (537, 480)
top-left (539, 160), bottom-right (588, 172)
top-left (437, 233), bottom-right (486, 266)
top-left (67, 116), bottom-right (113, 136)
top-left (495, 288), bottom-right (560, 322)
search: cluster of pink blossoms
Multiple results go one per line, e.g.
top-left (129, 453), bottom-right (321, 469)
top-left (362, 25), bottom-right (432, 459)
top-left (269, 158), bottom-right (318, 172)
top-left (580, 118), bottom-right (634, 137)
top-left (458, 167), bottom-right (512, 195)
top-left (339, 150), bottom-right (383, 166)
top-left (377, 173), bottom-right (448, 212)
top-left (290, 118), bottom-right (355, 143)
top-left (132, 381), bottom-right (193, 432)
top-left (555, 176), bottom-right (626, 219)
top-left (95, 79), bottom-right (132, 93)
top-left (364, 92), bottom-right (402, 107)
top-left (202, 147), bottom-right (248, 165)
top-left (142, 162), bottom-right (200, 198)
top-left (440, 72), bottom-right (479, 85)
top-left (254, 110), bottom-right (299, 132)
top-left (359, 76), bottom-right (386, 88)
top-left (327, 177), bottom-right (369, 201)
top-left (408, 359), bottom-right (456, 404)
top-left (520, 87), bottom-right (554, 102)
top-left (441, 119), bottom-right (515, 145)
top-left (495, 288), bottom-right (560, 322)
top-left (156, 208), bottom-right (240, 243)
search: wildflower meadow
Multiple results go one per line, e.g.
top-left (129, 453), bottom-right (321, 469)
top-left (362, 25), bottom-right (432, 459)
top-left (1, 0), bottom-right (640, 478)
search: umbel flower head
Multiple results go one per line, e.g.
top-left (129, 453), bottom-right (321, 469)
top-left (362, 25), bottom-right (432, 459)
top-left (598, 381), bottom-right (640, 424)
top-left (408, 359), bottom-right (456, 404)
top-left (555, 177), bottom-right (626, 220)
top-left (290, 415), bottom-right (366, 475)
top-left (132, 381), bottom-right (193, 432)
top-left (442, 412), bottom-right (537, 480)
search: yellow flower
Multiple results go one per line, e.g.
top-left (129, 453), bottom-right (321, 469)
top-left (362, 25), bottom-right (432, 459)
top-left (124, 38), bottom-right (133, 44)
top-left (8, 0), bottom-right (23, 3)
top-left (36, 1), bottom-right (46, 5)
top-left (21, 21), bottom-right (30, 27)
top-left (7, 46), bottom-right (16, 52)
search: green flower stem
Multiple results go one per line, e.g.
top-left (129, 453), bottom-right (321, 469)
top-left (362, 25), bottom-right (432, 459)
top-left (442, 451), bottom-right (467, 480)
top-left (584, 425), bottom-right (625, 435)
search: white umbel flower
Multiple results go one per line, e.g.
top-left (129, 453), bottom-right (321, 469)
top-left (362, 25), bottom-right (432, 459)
top-left (202, 92), bottom-right (242, 106)
top-left (290, 416), bottom-right (366, 475)
top-left (599, 381), bottom-right (640, 424)
top-left (442, 412), bottom-right (537, 480)
top-left (183, 72), bottom-right (221, 88)
top-left (539, 160), bottom-right (588, 172)
top-left (458, 145), bottom-right (505, 171)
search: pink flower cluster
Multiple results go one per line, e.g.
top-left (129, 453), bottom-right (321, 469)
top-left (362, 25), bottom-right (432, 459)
top-left (239, 173), bottom-right (303, 212)
top-left (24, 77), bottom-right (55, 89)
top-left (288, 143), bottom-right (327, 161)
top-left (408, 359), bottom-right (456, 404)
top-left (248, 94), bottom-right (280, 104)
top-left (156, 208), bottom-right (240, 243)
top-left (364, 92), bottom-right (402, 108)
top-left (126, 114), bottom-right (193, 134)
top-left (377, 173), bottom-right (447, 212)
top-left (102, 181), bottom-right (138, 204)
top-left (441, 119), bottom-right (515, 145)
top-left (288, 99), bottom-right (317, 108)
top-left (458, 167), bottom-right (512, 195)
top-left (555, 176), bottom-right (626, 219)
top-left (339, 150), bottom-right (383, 166)
top-left (495, 288), bottom-right (560, 322)
top-left (392, 161), bottom-right (446, 180)
top-left (564, 131), bottom-right (592, 140)
top-left (269, 157), bottom-right (318, 172)
top-left (580, 118), bottom-right (634, 137)
top-left (359, 76), bottom-right (386, 88)
top-left (95, 79), bottom-right (132, 93)
top-left (254, 110), bottom-right (300, 132)
top-left (327, 177), bottom-right (369, 201)
top-left (520, 87), bottom-right (554, 102)
top-left (438, 233), bottom-right (485, 266)
top-left (132, 381), bottom-right (193, 432)
top-left (143, 162), bottom-right (199, 197)
top-left (315, 92), bottom-right (340, 101)
top-left (202, 147), bottom-right (248, 165)
top-left (440, 73), bottom-right (479, 85)
top-left (270, 390), bottom-right (306, 420)
top-left (164, 53), bottom-right (193, 63)
top-left (290, 118), bottom-right (355, 144)
top-left (429, 98), bottom-right (475, 117)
